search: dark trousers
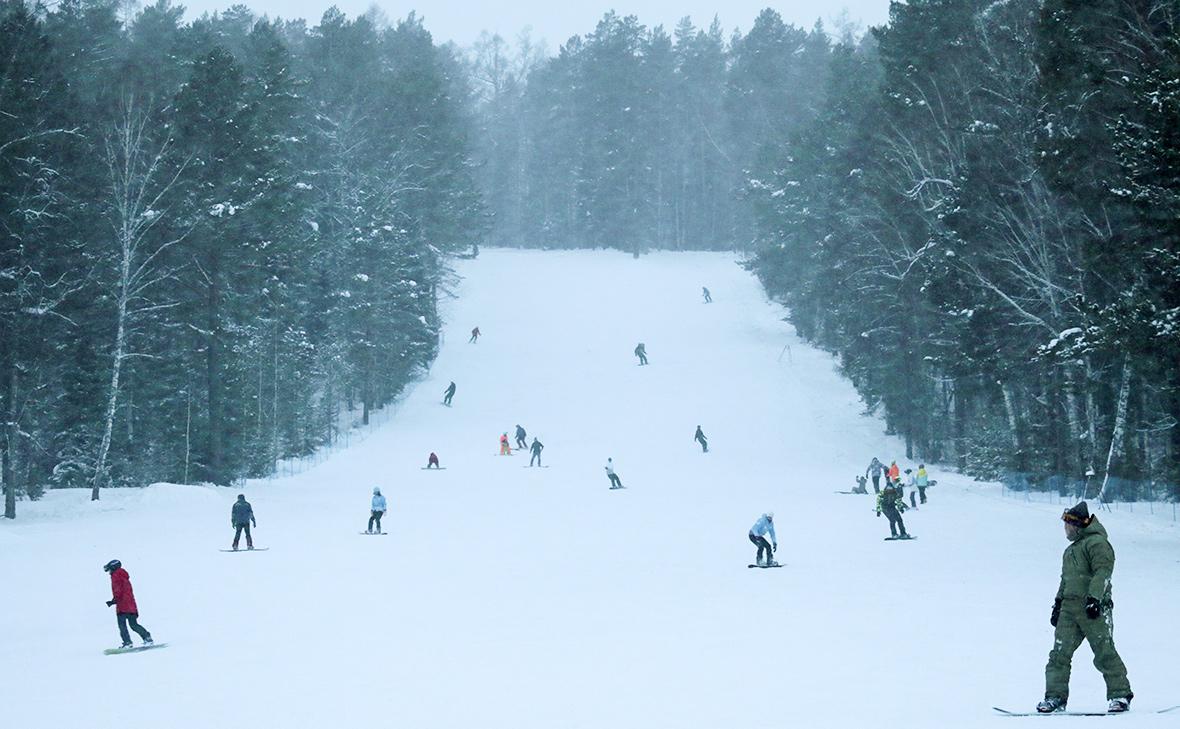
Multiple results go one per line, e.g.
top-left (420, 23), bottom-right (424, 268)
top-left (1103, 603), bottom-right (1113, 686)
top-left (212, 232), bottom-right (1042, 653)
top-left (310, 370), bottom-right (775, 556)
top-left (608, 473), bottom-right (623, 489)
top-left (697, 438), bottom-right (708, 453)
top-left (530, 451), bottom-right (541, 466)
top-left (918, 486), bottom-right (927, 504)
top-left (117, 612), bottom-right (151, 645)
top-left (884, 508), bottom-right (907, 537)
top-left (637, 353), bottom-right (647, 365)
top-left (368, 510), bottom-right (383, 532)
top-left (749, 533), bottom-right (773, 563)
top-left (443, 393), bottom-right (453, 405)
top-left (516, 437), bottom-right (527, 450)
top-left (871, 474), bottom-right (880, 493)
top-left (910, 491), bottom-right (918, 508)
top-left (233, 523), bottom-right (253, 549)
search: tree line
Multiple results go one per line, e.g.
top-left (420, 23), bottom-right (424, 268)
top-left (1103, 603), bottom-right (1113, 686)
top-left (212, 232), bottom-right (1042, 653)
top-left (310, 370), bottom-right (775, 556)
top-left (1, 0), bottom-right (483, 517)
top-left (472, 2), bottom-right (1180, 497)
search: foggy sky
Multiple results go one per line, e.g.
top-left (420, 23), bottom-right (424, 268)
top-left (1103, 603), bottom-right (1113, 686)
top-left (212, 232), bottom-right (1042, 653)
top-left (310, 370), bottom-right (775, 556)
top-left (178, 1), bottom-right (893, 49)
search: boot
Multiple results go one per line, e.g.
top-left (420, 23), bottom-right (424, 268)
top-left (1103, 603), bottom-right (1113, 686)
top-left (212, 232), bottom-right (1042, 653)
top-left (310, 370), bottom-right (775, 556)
top-left (1036, 697), bottom-right (1066, 713)
top-left (1108, 696), bottom-right (1131, 713)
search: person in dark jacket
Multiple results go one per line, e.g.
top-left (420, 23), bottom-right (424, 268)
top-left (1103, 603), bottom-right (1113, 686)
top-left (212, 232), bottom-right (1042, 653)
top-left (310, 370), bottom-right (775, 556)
top-left (875, 483), bottom-right (908, 538)
top-left (702, 286), bottom-right (712, 303)
top-left (469, 326), bottom-right (480, 343)
top-left (231, 494), bottom-right (256, 551)
top-left (529, 437), bottom-right (544, 467)
top-left (634, 343), bottom-right (648, 366)
top-left (694, 425), bottom-right (709, 453)
top-left (1037, 502), bottom-right (1133, 714)
top-left (104, 559), bottom-right (153, 648)
top-left (443, 381), bottom-right (456, 406)
top-left (427, 452), bottom-right (440, 469)
top-left (515, 425), bottom-right (527, 450)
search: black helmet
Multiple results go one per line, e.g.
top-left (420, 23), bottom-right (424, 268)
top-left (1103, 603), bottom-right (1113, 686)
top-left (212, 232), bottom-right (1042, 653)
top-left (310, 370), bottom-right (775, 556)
top-left (103, 559), bottom-right (121, 573)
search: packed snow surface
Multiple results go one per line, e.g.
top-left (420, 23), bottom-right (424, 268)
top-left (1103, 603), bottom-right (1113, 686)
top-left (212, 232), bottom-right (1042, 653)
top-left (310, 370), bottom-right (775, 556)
top-left (4, 249), bottom-right (1179, 727)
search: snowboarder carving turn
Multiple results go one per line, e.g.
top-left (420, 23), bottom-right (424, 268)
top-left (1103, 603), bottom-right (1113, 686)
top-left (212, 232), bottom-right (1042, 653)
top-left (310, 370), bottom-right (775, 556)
top-left (368, 487), bottom-right (387, 534)
top-left (634, 343), bottom-right (648, 366)
top-left (230, 494), bottom-right (257, 551)
top-left (875, 481), bottom-right (909, 539)
top-left (605, 458), bottom-right (623, 489)
top-left (748, 513), bottom-right (778, 567)
top-left (104, 560), bottom-right (153, 649)
top-left (443, 381), bottom-right (456, 406)
top-left (529, 437), bottom-right (544, 467)
top-left (693, 425), bottom-right (708, 453)
top-left (1037, 502), bottom-right (1133, 714)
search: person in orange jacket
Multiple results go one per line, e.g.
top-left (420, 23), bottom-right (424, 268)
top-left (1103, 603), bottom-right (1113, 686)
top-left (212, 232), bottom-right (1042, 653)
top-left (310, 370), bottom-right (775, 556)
top-left (888, 460), bottom-right (901, 486)
top-left (499, 433), bottom-right (512, 455)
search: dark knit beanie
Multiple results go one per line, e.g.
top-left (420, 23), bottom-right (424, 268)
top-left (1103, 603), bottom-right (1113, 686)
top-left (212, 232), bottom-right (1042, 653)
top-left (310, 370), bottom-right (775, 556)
top-left (1062, 501), bottom-right (1092, 526)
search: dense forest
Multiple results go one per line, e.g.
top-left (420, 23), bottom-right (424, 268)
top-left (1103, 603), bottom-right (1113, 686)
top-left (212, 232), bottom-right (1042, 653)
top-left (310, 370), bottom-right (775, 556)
top-left (4, 0), bottom-right (1179, 518)
top-left (471, 1), bottom-right (1180, 497)
top-left (0, 0), bottom-right (483, 516)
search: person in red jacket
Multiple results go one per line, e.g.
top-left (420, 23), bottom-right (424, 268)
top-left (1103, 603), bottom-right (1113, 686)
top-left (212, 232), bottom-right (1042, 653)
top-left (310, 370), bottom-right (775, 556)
top-left (104, 559), bottom-right (153, 648)
top-left (888, 460), bottom-right (901, 486)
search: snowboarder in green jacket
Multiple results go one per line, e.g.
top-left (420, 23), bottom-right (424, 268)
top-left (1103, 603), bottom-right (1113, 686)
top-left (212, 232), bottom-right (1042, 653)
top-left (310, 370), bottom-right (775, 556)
top-left (1037, 502), bottom-right (1132, 714)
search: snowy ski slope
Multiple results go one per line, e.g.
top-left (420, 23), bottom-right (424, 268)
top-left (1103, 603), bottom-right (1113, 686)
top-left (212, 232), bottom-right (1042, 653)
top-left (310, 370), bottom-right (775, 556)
top-left (3, 249), bottom-right (1179, 728)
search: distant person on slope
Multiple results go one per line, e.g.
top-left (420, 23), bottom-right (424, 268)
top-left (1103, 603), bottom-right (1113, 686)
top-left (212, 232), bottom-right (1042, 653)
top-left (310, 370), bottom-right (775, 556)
top-left (634, 342), bottom-right (648, 366)
top-left (104, 559), bottom-right (153, 649)
top-left (368, 487), bottom-right (387, 534)
top-left (904, 469), bottom-right (919, 509)
top-left (875, 481), bottom-right (908, 538)
top-left (230, 494), bottom-right (257, 551)
top-left (605, 458), bottom-right (624, 489)
top-left (443, 381), bottom-right (456, 406)
top-left (515, 424), bottom-right (527, 450)
top-left (748, 513), bottom-right (778, 567)
top-left (1037, 502), bottom-right (1132, 714)
top-left (469, 326), bottom-right (481, 343)
top-left (914, 464), bottom-right (930, 504)
top-left (529, 437), bottom-right (544, 467)
top-left (702, 286), bottom-right (712, 303)
top-left (499, 433), bottom-right (512, 455)
top-left (694, 425), bottom-right (709, 453)
top-left (888, 460), bottom-right (901, 488)
top-left (865, 457), bottom-right (885, 493)
top-left (427, 452), bottom-right (440, 469)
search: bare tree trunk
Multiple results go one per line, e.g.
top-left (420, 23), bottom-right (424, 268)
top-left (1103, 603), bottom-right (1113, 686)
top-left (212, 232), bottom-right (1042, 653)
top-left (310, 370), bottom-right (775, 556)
top-left (1096, 353), bottom-right (1132, 503)
top-left (3, 353), bottom-right (16, 519)
top-left (1063, 365), bottom-right (1086, 474)
top-left (1001, 381), bottom-right (1025, 470)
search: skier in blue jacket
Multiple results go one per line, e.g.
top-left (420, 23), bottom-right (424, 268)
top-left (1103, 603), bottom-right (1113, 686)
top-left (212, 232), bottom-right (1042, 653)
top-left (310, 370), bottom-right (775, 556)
top-left (748, 512), bottom-right (778, 566)
top-left (368, 487), bottom-right (387, 534)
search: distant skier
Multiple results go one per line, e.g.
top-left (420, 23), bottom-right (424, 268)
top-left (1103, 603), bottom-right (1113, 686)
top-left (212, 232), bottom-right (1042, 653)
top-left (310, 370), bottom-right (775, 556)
top-left (469, 326), bottom-right (481, 343)
top-left (605, 458), bottom-right (624, 489)
top-left (875, 481), bottom-right (908, 538)
top-left (230, 494), bottom-right (257, 551)
top-left (748, 512), bottom-right (778, 567)
top-left (634, 342), bottom-right (648, 366)
top-left (443, 381), bottom-right (456, 406)
top-left (1037, 502), bottom-right (1132, 714)
top-left (702, 286), bottom-right (712, 303)
top-left (368, 487), bottom-right (387, 533)
top-left (529, 437), bottom-right (544, 467)
top-left (865, 457), bottom-right (885, 493)
top-left (904, 469), bottom-right (918, 509)
top-left (103, 559), bottom-right (153, 649)
top-left (499, 433), bottom-right (512, 455)
top-left (515, 424), bottom-right (527, 450)
top-left (427, 452), bottom-right (440, 469)
top-left (914, 464), bottom-right (929, 504)
top-left (694, 425), bottom-right (708, 453)
top-left (888, 460), bottom-right (901, 487)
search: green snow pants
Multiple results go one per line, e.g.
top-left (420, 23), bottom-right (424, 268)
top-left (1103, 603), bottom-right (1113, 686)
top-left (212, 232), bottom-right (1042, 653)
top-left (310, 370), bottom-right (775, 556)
top-left (1044, 599), bottom-right (1131, 701)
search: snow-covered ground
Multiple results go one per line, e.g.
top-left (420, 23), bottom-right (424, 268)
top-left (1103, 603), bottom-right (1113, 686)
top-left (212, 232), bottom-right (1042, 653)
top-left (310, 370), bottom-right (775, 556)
top-left (4, 249), bottom-right (1179, 727)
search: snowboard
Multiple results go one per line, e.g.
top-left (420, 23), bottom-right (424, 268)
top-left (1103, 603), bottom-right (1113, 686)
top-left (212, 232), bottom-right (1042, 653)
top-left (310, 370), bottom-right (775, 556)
top-left (421, 467), bottom-right (447, 470)
top-left (884, 535), bottom-right (916, 541)
top-left (747, 563), bottom-right (784, 569)
top-left (523, 464), bottom-right (550, 468)
top-left (608, 485), bottom-right (626, 490)
top-left (994, 706), bottom-right (1179, 716)
top-left (104, 642), bottom-right (168, 656)
top-left (360, 531), bottom-right (388, 536)
top-left (219, 547), bottom-right (269, 552)
top-left (834, 490), bottom-right (868, 495)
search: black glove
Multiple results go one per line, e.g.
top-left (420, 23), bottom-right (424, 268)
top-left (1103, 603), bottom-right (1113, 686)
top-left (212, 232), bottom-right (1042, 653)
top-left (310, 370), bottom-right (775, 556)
top-left (1050, 598), bottom-right (1061, 627)
top-left (106, 600), bottom-right (116, 607)
top-left (1085, 597), bottom-right (1101, 620)
top-left (772, 544), bottom-right (777, 553)
top-left (876, 510), bottom-right (881, 517)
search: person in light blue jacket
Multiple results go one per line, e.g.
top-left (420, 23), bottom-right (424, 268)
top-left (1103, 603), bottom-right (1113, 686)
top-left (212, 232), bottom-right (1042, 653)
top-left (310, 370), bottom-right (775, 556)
top-left (368, 487), bottom-right (387, 534)
top-left (748, 512), bottom-right (778, 566)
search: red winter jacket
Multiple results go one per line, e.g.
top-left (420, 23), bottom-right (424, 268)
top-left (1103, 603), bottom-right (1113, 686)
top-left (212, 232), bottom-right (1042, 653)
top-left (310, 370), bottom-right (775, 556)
top-left (109, 568), bottom-right (139, 614)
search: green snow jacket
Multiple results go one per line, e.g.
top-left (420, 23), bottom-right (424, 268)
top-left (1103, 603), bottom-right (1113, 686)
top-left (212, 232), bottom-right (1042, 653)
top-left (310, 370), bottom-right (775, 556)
top-left (1055, 517), bottom-right (1115, 603)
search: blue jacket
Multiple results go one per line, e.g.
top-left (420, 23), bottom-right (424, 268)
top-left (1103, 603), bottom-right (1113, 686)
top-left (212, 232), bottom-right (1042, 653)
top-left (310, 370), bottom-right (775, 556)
top-left (371, 494), bottom-right (387, 512)
top-left (749, 515), bottom-right (777, 545)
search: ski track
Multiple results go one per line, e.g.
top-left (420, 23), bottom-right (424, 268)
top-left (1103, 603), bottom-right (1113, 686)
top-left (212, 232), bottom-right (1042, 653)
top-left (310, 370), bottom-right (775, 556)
top-left (3, 249), bottom-right (1179, 728)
